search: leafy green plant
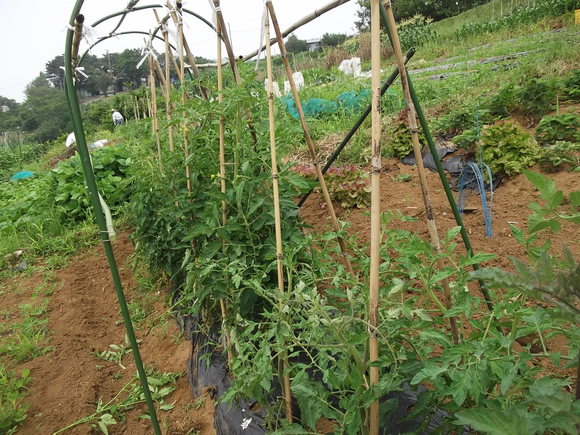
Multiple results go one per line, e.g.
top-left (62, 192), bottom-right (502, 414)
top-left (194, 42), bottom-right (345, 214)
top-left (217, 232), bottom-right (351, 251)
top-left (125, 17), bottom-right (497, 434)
top-left (0, 299), bottom-right (52, 363)
top-left (489, 78), bottom-right (559, 118)
top-left (293, 164), bottom-right (371, 208)
top-left (0, 365), bottom-right (30, 435)
top-left (455, 378), bottom-right (580, 435)
top-left (539, 141), bottom-right (580, 172)
top-left (386, 118), bottom-right (427, 159)
top-left (481, 121), bottom-right (541, 175)
top-left (562, 69), bottom-right (580, 102)
top-left (452, 128), bottom-right (478, 148)
top-left (92, 339), bottom-right (132, 370)
top-left (535, 112), bottom-right (580, 145)
top-left (51, 144), bottom-right (132, 219)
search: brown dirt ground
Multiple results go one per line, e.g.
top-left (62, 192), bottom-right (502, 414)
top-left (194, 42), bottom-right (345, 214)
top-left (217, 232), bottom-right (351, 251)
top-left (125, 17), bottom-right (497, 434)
top-left (299, 159), bottom-right (579, 268)
top-left (2, 232), bottom-right (215, 435)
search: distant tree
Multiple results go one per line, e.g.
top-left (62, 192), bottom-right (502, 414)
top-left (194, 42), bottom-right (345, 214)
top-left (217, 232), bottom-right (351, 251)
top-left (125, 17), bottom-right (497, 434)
top-left (0, 96), bottom-right (18, 110)
top-left (114, 49), bottom-right (148, 90)
top-left (321, 33), bottom-right (348, 47)
top-left (285, 34), bottom-right (308, 54)
top-left (45, 55), bottom-right (65, 90)
top-left (20, 73), bottom-right (71, 142)
top-left (0, 96), bottom-right (20, 133)
top-left (355, 0), bottom-right (370, 33)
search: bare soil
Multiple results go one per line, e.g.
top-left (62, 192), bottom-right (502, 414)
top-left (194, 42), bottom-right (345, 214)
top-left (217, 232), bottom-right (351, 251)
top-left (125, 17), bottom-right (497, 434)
top-left (2, 232), bottom-right (214, 435)
top-left (300, 159), bottom-right (579, 269)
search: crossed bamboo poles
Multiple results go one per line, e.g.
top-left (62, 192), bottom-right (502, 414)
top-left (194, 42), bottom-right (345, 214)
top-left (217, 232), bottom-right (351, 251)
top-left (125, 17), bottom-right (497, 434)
top-left (142, 1), bottom-right (464, 432)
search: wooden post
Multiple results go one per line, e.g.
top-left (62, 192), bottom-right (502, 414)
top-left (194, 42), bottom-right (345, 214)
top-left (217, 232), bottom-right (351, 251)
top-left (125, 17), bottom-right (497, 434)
top-left (369, 1), bottom-right (380, 433)
top-left (265, 0), bottom-right (354, 276)
top-left (216, 18), bottom-right (234, 366)
top-left (265, 8), bottom-right (293, 423)
top-left (382, 1), bottom-right (459, 344)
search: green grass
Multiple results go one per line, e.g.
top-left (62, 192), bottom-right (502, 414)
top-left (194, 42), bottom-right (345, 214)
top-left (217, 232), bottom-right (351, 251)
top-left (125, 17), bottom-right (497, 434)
top-left (0, 364), bottom-right (30, 434)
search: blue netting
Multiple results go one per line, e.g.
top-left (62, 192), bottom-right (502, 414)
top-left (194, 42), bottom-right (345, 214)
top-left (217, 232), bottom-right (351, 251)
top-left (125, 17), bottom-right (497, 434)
top-left (10, 171), bottom-right (35, 181)
top-left (281, 89), bottom-right (371, 119)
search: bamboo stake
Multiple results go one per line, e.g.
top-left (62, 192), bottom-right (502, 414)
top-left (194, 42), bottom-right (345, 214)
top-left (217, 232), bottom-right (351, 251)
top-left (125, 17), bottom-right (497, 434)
top-left (145, 88), bottom-right (152, 118)
top-left (148, 56), bottom-right (163, 172)
top-left (369, 1), bottom-right (380, 433)
top-left (216, 18), bottom-right (234, 366)
top-left (382, 1), bottom-right (459, 344)
top-left (265, 9), bottom-right (293, 423)
top-left (265, 0), bottom-right (354, 277)
top-left (172, 1), bottom-right (192, 193)
top-left (153, 57), bottom-right (168, 95)
top-left (212, 0), bottom-right (258, 146)
top-left (170, 2), bottom-right (209, 100)
top-left (155, 10), bottom-right (175, 152)
top-left (243, 0), bottom-right (350, 61)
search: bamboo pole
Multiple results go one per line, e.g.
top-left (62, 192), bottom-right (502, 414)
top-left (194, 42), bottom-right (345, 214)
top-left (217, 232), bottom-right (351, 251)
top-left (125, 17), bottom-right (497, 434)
top-left (369, 1), bottom-right (380, 433)
top-left (145, 88), bottom-right (152, 118)
top-left (243, 0), bottom-right (350, 61)
top-left (265, 0), bottom-right (354, 277)
top-left (153, 57), bottom-right (168, 95)
top-left (216, 18), bottom-right (234, 366)
top-left (172, 1), bottom-right (192, 193)
top-left (212, 0), bottom-right (258, 146)
top-left (265, 9), bottom-right (293, 423)
top-left (382, 1), bottom-right (459, 344)
top-left (171, 2), bottom-right (209, 100)
top-left (155, 10), bottom-right (175, 152)
top-left (148, 56), bottom-right (163, 172)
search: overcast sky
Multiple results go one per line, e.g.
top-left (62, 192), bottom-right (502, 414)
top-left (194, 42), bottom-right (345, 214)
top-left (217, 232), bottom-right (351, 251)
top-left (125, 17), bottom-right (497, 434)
top-left (0, 0), bottom-right (359, 102)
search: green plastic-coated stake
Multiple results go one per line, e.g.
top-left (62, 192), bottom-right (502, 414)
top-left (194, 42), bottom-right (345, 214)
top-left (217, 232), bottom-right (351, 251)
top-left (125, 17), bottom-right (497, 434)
top-left (64, 2), bottom-right (161, 433)
top-left (377, 1), bottom-right (493, 312)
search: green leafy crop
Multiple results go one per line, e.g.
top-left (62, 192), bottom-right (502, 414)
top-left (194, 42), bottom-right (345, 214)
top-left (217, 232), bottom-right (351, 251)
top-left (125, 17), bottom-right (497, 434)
top-left (51, 145), bottom-right (132, 219)
top-left (481, 121), bottom-right (541, 176)
top-left (535, 113), bottom-right (580, 146)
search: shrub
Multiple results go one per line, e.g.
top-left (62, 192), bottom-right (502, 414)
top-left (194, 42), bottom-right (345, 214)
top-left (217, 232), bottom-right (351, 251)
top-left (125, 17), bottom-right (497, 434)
top-left (563, 69), bottom-right (580, 102)
top-left (539, 141), bottom-right (580, 172)
top-left (535, 113), bottom-right (580, 145)
top-left (481, 121), bottom-right (541, 176)
top-left (489, 78), bottom-right (559, 118)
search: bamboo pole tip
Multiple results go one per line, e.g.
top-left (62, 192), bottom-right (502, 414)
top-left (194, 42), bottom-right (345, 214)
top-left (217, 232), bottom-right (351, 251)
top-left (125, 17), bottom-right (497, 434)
top-left (75, 14), bottom-right (85, 24)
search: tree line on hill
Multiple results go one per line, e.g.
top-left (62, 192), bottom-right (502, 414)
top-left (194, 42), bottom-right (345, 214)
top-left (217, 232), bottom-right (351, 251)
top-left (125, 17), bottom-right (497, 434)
top-left (0, 49), bottom-right (209, 144)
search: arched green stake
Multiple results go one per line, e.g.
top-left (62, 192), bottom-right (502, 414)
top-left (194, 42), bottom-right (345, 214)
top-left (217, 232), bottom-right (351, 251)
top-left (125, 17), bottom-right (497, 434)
top-left (64, 2), bottom-right (161, 433)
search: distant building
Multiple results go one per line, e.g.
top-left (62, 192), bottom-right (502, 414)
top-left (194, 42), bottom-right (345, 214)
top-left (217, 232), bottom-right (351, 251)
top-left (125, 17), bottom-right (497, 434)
top-left (0, 106), bottom-right (10, 112)
top-left (306, 38), bottom-right (322, 52)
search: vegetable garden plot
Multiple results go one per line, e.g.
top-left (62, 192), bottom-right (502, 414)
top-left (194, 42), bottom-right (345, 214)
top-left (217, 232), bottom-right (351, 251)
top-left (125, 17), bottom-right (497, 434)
top-left (58, 1), bottom-right (579, 434)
